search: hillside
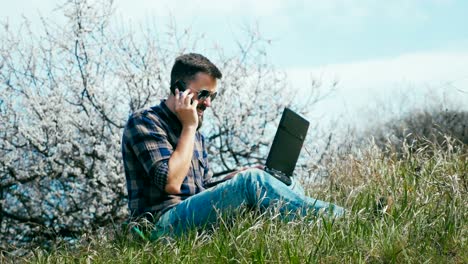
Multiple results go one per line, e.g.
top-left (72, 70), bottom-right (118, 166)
top-left (6, 139), bottom-right (466, 263)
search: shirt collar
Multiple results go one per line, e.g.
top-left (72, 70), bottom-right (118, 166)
top-left (157, 99), bottom-right (182, 132)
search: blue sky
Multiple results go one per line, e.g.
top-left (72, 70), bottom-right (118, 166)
top-left (108, 0), bottom-right (468, 67)
top-left (2, 0), bottom-right (468, 126)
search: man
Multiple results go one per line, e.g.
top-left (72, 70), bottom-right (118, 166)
top-left (122, 53), bottom-right (344, 238)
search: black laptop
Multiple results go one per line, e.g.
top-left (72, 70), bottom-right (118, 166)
top-left (206, 108), bottom-right (310, 187)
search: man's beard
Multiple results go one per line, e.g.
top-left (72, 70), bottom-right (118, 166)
top-left (197, 115), bottom-right (203, 130)
top-left (197, 104), bottom-right (206, 130)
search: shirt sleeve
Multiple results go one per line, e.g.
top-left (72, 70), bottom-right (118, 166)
top-left (126, 112), bottom-right (173, 191)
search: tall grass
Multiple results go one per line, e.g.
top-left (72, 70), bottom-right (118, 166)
top-left (3, 138), bottom-right (467, 263)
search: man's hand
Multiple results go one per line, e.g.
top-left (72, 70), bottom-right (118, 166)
top-left (222, 165), bottom-right (265, 180)
top-left (174, 88), bottom-right (198, 129)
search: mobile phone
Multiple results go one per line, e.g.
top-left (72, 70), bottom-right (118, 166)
top-left (170, 80), bottom-right (187, 95)
top-left (171, 80), bottom-right (194, 104)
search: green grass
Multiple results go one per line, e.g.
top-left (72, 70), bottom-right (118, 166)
top-left (5, 140), bottom-right (468, 263)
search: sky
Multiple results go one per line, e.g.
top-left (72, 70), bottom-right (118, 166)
top-left (2, 0), bottom-right (468, 128)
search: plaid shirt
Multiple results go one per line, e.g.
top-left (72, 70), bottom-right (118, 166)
top-left (122, 100), bottom-right (213, 220)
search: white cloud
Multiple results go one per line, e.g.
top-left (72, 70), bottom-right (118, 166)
top-left (285, 51), bottom-right (468, 123)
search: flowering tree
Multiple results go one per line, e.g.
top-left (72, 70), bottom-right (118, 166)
top-left (0, 0), bottom-right (333, 248)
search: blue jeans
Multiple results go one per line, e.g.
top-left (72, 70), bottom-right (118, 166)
top-left (151, 168), bottom-right (344, 240)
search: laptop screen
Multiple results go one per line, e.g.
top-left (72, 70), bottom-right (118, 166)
top-left (265, 108), bottom-right (310, 176)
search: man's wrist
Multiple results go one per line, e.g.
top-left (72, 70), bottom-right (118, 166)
top-left (182, 124), bottom-right (197, 133)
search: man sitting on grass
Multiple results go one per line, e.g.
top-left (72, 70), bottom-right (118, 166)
top-left (121, 53), bottom-right (344, 238)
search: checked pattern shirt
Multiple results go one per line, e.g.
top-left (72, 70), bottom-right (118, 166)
top-left (122, 100), bottom-right (213, 220)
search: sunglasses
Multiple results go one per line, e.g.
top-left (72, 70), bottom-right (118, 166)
top-left (195, 89), bottom-right (217, 102)
top-left (172, 80), bottom-right (218, 102)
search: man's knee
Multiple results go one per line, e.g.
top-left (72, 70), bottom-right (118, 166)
top-left (239, 168), bottom-right (301, 194)
top-left (236, 168), bottom-right (272, 186)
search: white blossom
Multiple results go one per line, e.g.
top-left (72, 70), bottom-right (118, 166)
top-left (0, 0), bottom-right (334, 248)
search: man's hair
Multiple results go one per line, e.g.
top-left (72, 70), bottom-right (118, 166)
top-left (170, 53), bottom-right (222, 88)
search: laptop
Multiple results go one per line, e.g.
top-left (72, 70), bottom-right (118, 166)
top-left (206, 108), bottom-right (310, 187)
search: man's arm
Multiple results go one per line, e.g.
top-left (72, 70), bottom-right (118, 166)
top-left (165, 126), bottom-right (196, 194)
top-left (164, 89), bottom-right (199, 194)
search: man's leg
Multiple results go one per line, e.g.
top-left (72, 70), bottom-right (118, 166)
top-left (289, 177), bottom-right (305, 196)
top-left (152, 168), bottom-right (344, 239)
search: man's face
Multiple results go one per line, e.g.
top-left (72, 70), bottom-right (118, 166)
top-left (187, 72), bottom-right (217, 129)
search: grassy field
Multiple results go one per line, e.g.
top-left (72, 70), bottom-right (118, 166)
top-left (6, 140), bottom-right (468, 263)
